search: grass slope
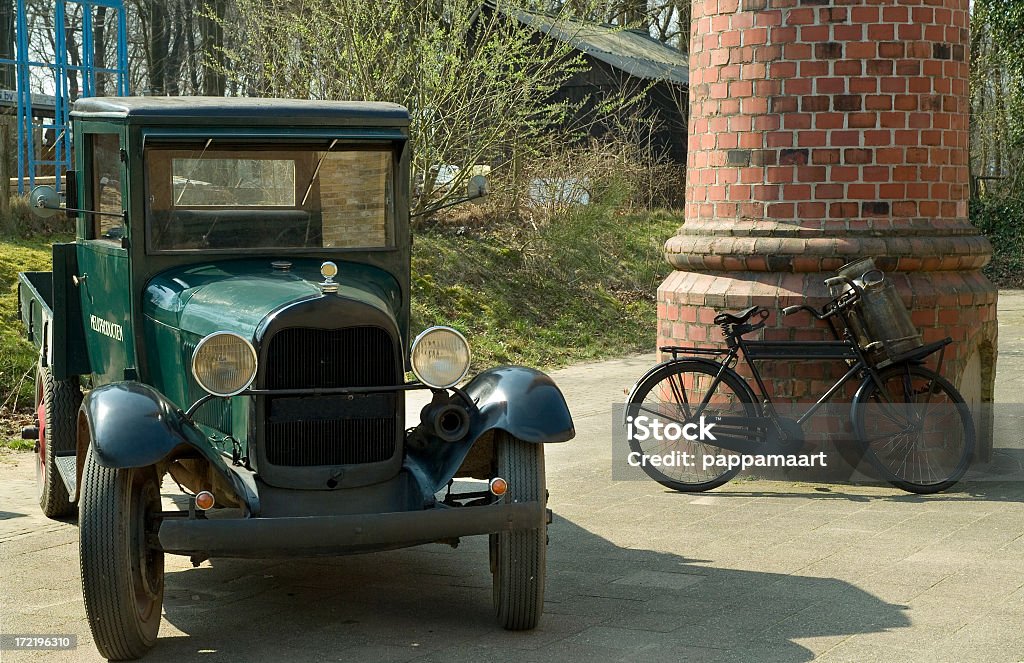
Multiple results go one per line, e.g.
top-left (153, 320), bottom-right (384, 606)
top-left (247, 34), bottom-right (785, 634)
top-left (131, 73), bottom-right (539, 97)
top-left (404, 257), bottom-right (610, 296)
top-left (412, 207), bottom-right (682, 370)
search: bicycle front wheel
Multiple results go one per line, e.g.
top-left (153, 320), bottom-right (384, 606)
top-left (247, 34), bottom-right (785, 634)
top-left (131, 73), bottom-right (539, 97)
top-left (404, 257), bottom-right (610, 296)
top-left (852, 364), bottom-right (974, 494)
top-left (626, 360), bottom-right (758, 492)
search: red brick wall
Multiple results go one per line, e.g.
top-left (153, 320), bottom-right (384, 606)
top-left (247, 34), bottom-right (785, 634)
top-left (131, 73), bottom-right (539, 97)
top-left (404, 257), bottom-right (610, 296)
top-left (684, 0), bottom-right (971, 235)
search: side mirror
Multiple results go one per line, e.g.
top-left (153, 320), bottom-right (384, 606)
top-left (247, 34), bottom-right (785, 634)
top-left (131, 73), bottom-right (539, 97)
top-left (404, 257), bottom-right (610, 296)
top-left (30, 185), bottom-right (61, 219)
top-left (30, 181), bottom-right (123, 225)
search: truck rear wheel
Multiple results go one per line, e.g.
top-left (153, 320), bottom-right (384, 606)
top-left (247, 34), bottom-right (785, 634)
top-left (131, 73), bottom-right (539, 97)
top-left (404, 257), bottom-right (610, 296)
top-left (79, 447), bottom-right (165, 660)
top-left (490, 431), bottom-right (546, 630)
top-left (34, 364), bottom-right (82, 518)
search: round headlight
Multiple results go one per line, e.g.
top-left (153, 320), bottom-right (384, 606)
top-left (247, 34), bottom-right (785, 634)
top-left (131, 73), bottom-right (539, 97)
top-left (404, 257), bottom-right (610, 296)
top-left (410, 326), bottom-right (471, 389)
top-left (192, 332), bottom-right (258, 397)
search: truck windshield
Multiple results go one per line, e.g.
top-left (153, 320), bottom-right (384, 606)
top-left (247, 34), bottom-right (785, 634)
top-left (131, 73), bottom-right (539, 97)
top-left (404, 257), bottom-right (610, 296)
top-left (145, 142), bottom-right (395, 252)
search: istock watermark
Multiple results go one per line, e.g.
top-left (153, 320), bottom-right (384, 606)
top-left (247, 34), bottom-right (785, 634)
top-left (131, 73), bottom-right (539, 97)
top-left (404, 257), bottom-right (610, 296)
top-left (626, 414), bottom-right (718, 443)
top-left (623, 411), bottom-right (827, 472)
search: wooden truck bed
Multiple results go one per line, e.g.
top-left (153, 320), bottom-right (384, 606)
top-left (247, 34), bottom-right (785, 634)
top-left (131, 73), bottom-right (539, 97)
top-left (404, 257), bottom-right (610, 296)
top-left (18, 271), bottom-right (54, 359)
top-left (17, 243), bottom-right (90, 379)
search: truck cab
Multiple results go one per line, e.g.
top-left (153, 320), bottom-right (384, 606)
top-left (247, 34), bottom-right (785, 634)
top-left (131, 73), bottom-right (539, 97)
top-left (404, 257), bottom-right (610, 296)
top-left (19, 97), bottom-right (574, 660)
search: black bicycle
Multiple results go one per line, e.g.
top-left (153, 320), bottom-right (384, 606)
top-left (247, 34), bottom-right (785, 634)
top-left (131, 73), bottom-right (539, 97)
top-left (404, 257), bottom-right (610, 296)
top-left (626, 272), bottom-right (974, 495)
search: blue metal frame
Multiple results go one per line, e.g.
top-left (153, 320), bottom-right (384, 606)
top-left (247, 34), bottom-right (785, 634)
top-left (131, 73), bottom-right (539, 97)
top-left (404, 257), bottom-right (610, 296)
top-left (1, 0), bottom-right (128, 193)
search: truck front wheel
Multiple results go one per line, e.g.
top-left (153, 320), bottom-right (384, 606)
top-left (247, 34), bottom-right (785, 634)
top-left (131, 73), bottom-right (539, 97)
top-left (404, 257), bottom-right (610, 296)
top-left (34, 364), bottom-right (82, 518)
top-left (79, 447), bottom-right (165, 660)
top-left (490, 431), bottom-right (547, 630)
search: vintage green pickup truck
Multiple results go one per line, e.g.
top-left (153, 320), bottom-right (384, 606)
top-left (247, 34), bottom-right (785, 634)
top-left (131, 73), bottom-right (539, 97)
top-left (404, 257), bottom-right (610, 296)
top-left (18, 96), bottom-right (574, 660)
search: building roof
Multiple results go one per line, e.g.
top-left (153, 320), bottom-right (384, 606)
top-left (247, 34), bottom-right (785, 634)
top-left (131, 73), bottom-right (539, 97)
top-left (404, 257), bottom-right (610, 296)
top-left (71, 96), bottom-right (410, 126)
top-left (495, 5), bottom-right (689, 87)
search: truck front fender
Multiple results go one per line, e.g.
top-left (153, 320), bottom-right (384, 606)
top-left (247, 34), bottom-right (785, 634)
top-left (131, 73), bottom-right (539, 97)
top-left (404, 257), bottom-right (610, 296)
top-left (404, 366), bottom-right (574, 497)
top-left (82, 382), bottom-right (204, 468)
top-left (78, 382), bottom-right (256, 512)
top-left (464, 365), bottom-right (575, 444)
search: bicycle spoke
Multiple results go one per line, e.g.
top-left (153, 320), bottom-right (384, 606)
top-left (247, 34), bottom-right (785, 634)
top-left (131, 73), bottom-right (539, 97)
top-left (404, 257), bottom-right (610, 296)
top-left (667, 372), bottom-right (691, 421)
top-left (855, 365), bottom-right (973, 493)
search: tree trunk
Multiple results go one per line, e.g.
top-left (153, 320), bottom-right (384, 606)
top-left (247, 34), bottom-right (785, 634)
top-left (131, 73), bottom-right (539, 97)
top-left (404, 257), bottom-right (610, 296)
top-left (185, 2), bottom-right (198, 94)
top-left (970, 11), bottom-right (985, 191)
top-left (94, 6), bottom-right (107, 96)
top-left (164, 1), bottom-right (186, 95)
top-left (0, 0), bottom-right (14, 90)
top-left (0, 121), bottom-right (9, 217)
top-left (64, 7), bottom-right (82, 100)
top-left (201, 0), bottom-right (226, 96)
top-left (148, 0), bottom-right (170, 94)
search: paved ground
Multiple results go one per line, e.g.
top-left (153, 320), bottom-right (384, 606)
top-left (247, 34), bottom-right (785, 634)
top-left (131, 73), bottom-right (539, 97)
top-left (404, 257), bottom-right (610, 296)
top-left (3, 295), bottom-right (1024, 662)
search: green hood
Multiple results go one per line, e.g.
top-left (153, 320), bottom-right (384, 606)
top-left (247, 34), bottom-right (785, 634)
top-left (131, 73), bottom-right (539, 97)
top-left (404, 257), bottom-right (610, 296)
top-left (143, 258), bottom-right (403, 341)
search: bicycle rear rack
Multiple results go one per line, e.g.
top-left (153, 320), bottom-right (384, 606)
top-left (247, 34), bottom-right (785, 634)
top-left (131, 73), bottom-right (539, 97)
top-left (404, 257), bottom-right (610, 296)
top-left (659, 346), bottom-right (732, 360)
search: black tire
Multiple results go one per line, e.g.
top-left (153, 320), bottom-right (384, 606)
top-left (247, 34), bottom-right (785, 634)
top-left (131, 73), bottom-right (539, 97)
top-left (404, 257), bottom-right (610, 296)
top-left (79, 446), bottom-right (165, 660)
top-left (853, 364), bottom-right (974, 494)
top-left (34, 364), bottom-right (82, 519)
top-left (490, 431), bottom-right (546, 630)
top-left (625, 360), bottom-right (758, 492)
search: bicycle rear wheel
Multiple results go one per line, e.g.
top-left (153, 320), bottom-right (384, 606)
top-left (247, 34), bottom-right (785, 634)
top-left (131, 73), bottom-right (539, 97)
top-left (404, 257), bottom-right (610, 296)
top-left (626, 360), bottom-right (758, 492)
top-left (852, 364), bottom-right (974, 494)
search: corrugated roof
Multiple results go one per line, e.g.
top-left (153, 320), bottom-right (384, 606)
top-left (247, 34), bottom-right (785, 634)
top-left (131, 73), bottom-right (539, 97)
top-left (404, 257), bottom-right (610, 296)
top-left (498, 5), bottom-right (689, 87)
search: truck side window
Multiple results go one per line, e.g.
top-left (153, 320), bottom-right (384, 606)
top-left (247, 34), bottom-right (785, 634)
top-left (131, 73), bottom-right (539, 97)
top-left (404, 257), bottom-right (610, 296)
top-left (91, 134), bottom-right (124, 241)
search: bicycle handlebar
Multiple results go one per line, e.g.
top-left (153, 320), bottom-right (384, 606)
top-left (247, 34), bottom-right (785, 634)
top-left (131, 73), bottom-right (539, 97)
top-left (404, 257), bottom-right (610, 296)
top-left (782, 288), bottom-right (860, 322)
top-left (824, 275), bottom-right (866, 299)
top-left (782, 304), bottom-right (825, 319)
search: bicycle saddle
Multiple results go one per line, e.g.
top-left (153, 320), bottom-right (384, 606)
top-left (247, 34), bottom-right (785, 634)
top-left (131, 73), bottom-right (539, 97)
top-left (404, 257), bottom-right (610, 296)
top-left (713, 305), bottom-right (760, 325)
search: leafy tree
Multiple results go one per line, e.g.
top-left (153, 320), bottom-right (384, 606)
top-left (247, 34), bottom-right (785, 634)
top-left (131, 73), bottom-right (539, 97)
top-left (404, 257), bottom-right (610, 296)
top-left (214, 0), bottom-right (598, 215)
top-left (971, 0), bottom-right (1024, 195)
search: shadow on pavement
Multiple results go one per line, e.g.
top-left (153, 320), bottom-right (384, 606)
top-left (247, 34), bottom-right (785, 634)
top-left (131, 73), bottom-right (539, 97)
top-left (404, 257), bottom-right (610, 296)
top-left (151, 516), bottom-right (909, 662)
top-left (659, 476), bottom-right (1024, 505)
top-left (639, 447), bottom-right (1024, 505)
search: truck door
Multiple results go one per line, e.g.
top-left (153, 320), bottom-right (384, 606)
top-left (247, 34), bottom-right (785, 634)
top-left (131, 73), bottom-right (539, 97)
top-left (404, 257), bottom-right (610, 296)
top-left (77, 129), bottom-right (136, 386)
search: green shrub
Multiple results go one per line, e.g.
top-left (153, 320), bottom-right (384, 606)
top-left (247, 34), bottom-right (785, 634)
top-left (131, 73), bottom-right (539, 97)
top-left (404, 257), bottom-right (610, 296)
top-left (971, 196), bottom-right (1024, 286)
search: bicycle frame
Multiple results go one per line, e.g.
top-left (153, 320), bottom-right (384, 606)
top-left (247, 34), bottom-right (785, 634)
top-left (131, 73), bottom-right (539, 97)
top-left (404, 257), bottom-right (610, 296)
top-left (658, 303), bottom-right (951, 443)
top-left (659, 340), bottom-right (871, 435)
top-left (736, 336), bottom-right (877, 428)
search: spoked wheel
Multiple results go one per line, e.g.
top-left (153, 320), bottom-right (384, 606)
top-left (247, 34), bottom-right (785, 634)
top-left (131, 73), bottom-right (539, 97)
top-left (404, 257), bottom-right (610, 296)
top-left (490, 431), bottom-right (546, 630)
top-left (853, 364), bottom-right (974, 494)
top-left (626, 360), bottom-right (758, 492)
top-left (34, 364), bottom-right (82, 518)
top-left (79, 446), bottom-right (165, 660)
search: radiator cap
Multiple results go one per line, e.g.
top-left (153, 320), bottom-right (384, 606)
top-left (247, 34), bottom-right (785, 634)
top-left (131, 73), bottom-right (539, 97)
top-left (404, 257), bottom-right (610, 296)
top-left (320, 261), bottom-right (339, 293)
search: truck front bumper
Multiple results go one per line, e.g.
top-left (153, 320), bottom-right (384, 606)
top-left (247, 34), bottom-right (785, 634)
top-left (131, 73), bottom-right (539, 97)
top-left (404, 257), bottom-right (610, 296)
top-left (157, 500), bottom-right (547, 558)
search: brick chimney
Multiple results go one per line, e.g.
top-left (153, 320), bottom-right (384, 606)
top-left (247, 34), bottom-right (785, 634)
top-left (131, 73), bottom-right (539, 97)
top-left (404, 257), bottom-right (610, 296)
top-left (659, 0), bottom-right (997, 453)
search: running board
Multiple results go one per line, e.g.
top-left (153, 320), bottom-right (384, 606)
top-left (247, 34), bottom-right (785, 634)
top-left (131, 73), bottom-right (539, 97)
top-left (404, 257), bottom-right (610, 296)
top-left (55, 454), bottom-right (77, 500)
